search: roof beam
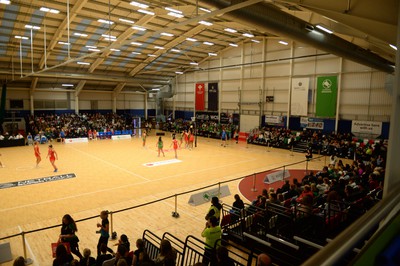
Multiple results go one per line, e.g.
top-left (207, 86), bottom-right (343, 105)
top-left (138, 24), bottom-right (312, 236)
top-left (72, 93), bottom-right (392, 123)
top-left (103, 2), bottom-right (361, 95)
top-left (30, 77), bottom-right (38, 92)
top-left (113, 82), bottom-right (126, 97)
top-left (128, 24), bottom-right (206, 77)
top-left (38, 0), bottom-right (89, 69)
top-left (74, 80), bottom-right (86, 97)
top-left (88, 15), bottom-right (155, 73)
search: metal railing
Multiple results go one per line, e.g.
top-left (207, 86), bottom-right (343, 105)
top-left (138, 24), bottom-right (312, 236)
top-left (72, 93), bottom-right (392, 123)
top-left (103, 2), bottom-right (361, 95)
top-left (302, 182), bottom-right (400, 266)
top-left (0, 155), bottom-right (324, 265)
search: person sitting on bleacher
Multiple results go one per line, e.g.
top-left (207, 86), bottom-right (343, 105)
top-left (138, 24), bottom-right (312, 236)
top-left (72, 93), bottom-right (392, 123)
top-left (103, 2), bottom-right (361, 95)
top-left (216, 246), bottom-right (234, 266)
top-left (96, 243), bottom-right (113, 266)
top-left (153, 239), bottom-right (176, 266)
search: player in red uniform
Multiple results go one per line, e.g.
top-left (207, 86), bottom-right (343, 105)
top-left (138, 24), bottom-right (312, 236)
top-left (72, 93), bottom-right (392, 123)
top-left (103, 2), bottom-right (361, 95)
top-left (170, 136), bottom-right (179, 159)
top-left (46, 144), bottom-right (58, 172)
top-left (34, 141), bottom-right (41, 168)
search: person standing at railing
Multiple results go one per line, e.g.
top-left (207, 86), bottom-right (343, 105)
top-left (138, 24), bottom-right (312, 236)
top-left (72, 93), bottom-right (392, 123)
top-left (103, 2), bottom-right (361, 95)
top-left (96, 211), bottom-right (114, 257)
top-left (59, 214), bottom-right (83, 259)
top-left (205, 197), bottom-right (222, 225)
top-left (201, 216), bottom-right (222, 266)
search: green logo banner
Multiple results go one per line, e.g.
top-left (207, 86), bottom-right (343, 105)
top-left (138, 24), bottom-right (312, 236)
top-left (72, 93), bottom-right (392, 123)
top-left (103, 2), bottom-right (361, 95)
top-left (316, 76), bottom-right (337, 117)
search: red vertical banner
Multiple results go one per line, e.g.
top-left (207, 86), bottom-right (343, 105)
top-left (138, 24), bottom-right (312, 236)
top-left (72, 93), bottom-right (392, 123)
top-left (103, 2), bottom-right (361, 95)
top-left (195, 83), bottom-right (205, 111)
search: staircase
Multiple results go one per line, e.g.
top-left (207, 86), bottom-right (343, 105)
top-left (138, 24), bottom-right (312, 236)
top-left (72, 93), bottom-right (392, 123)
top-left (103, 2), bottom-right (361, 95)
top-left (293, 141), bottom-right (308, 153)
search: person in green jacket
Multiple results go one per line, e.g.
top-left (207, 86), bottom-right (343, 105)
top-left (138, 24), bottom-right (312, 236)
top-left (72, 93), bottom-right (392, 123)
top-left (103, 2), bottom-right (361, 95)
top-left (201, 216), bottom-right (221, 266)
top-left (156, 136), bottom-right (165, 157)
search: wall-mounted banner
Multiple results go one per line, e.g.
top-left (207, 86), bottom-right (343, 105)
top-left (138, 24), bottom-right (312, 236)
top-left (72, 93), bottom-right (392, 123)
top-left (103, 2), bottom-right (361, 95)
top-left (195, 83), bottom-right (205, 111)
top-left (316, 76), bottom-right (338, 117)
top-left (300, 117), bottom-right (324, 130)
top-left (265, 115), bottom-right (284, 125)
top-left (291, 78), bottom-right (309, 116)
top-left (351, 120), bottom-right (382, 135)
top-left (195, 111), bottom-right (219, 122)
top-left (208, 83), bottom-right (218, 111)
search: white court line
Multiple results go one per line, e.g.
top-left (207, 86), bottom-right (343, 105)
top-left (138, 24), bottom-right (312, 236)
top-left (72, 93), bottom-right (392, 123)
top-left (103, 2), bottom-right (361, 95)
top-left (18, 225), bottom-right (38, 266)
top-left (0, 158), bottom-right (257, 213)
top-left (67, 145), bottom-right (150, 181)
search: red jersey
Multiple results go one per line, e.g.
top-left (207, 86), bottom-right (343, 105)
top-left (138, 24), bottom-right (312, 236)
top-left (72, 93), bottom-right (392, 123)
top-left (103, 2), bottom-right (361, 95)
top-left (48, 149), bottom-right (56, 161)
top-left (173, 139), bottom-right (178, 150)
top-left (34, 145), bottom-right (40, 157)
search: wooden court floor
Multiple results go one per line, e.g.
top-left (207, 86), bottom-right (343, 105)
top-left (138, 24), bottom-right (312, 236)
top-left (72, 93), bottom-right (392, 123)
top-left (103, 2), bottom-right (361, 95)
top-left (0, 131), bottom-right (329, 265)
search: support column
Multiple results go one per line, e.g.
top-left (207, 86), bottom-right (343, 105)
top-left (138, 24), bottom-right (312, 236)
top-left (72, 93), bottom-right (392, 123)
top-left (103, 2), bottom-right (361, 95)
top-left (30, 92), bottom-right (34, 116)
top-left (112, 94), bottom-right (117, 113)
top-left (75, 95), bottom-right (79, 115)
top-left (144, 92), bottom-right (148, 120)
top-left (335, 57), bottom-right (343, 133)
top-left (384, 3), bottom-right (400, 197)
top-left (239, 45), bottom-right (245, 116)
top-left (218, 56), bottom-right (223, 120)
top-left (260, 38), bottom-right (266, 124)
top-left (286, 41), bottom-right (294, 129)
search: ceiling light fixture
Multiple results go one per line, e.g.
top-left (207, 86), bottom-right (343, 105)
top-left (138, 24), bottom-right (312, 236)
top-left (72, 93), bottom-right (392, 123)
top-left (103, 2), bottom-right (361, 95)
top-left (170, 49), bottom-right (181, 53)
top-left (175, 71), bottom-right (184, 74)
top-left (102, 34), bottom-right (116, 39)
top-left (160, 32), bottom-right (174, 37)
top-left (138, 9), bottom-right (155, 15)
top-left (198, 20), bottom-right (213, 26)
top-left (224, 28), bottom-right (237, 33)
top-left (243, 33), bottom-right (254, 38)
top-left (167, 12), bottom-right (184, 18)
top-left (74, 33), bottom-right (88, 37)
top-left (130, 1), bottom-right (149, 9)
top-left (132, 52), bottom-right (141, 55)
top-left (251, 39), bottom-right (260, 43)
top-left (25, 25), bottom-right (41, 30)
top-left (165, 7), bottom-right (182, 14)
top-left (151, 88), bottom-right (160, 91)
top-left (58, 41), bottom-right (70, 45)
top-left (389, 44), bottom-right (398, 51)
top-left (77, 62), bottom-right (90, 65)
top-left (229, 43), bottom-right (238, 47)
top-left (186, 37), bottom-right (197, 42)
top-left (203, 41), bottom-right (214, 46)
top-left (97, 19), bottom-right (114, 25)
top-left (132, 26), bottom-right (146, 31)
top-left (131, 41), bottom-right (143, 46)
top-left (278, 40), bottom-right (288, 45)
top-left (40, 7), bottom-right (60, 14)
top-left (86, 45), bottom-right (97, 48)
top-left (148, 54), bottom-right (157, 57)
top-left (103, 38), bottom-right (116, 42)
top-left (316, 24), bottom-right (333, 34)
top-left (15, 35), bottom-right (29, 40)
top-left (110, 48), bottom-right (120, 52)
top-left (119, 18), bottom-right (135, 24)
top-left (154, 46), bottom-right (165, 49)
top-left (0, 0), bottom-right (11, 4)
top-left (208, 52), bottom-right (217, 56)
top-left (190, 62), bottom-right (199, 65)
top-left (88, 48), bottom-right (101, 52)
top-left (199, 7), bottom-right (211, 13)
top-left (62, 84), bottom-right (74, 87)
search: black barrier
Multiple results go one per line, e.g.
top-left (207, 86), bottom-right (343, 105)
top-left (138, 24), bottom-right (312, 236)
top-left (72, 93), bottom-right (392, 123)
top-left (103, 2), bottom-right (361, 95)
top-left (0, 138), bottom-right (25, 148)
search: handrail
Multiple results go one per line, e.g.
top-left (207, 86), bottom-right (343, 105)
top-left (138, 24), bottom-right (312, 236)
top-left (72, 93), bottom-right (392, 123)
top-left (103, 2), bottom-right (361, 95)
top-left (302, 182), bottom-right (400, 266)
top-left (0, 155), bottom-right (324, 242)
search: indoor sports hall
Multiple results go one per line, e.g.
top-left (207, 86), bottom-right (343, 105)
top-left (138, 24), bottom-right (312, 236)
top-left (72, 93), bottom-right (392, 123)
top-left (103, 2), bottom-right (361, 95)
top-left (0, 1), bottom-right (399, 266)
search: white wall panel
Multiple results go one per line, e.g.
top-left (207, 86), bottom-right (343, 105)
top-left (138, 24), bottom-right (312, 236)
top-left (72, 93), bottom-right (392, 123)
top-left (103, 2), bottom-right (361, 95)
top-left (79, 92), bottom-right (111, 101)
top-left (222, 68), bottom-right (241, 80)
top-left (293, 60), bottom-right (316, 76)
top-left (244, 65), bottom-right (262, 78)
top-left (34, 91), bottom-right (68, 100)
top-left (342, 59), bottom-right (372, 72)
top-left (79, 101), bottom-right (91, 109)
top-left (315, 56), bottom-right (340, 73)
top-left (265, 62), bottom-right (290, 76)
